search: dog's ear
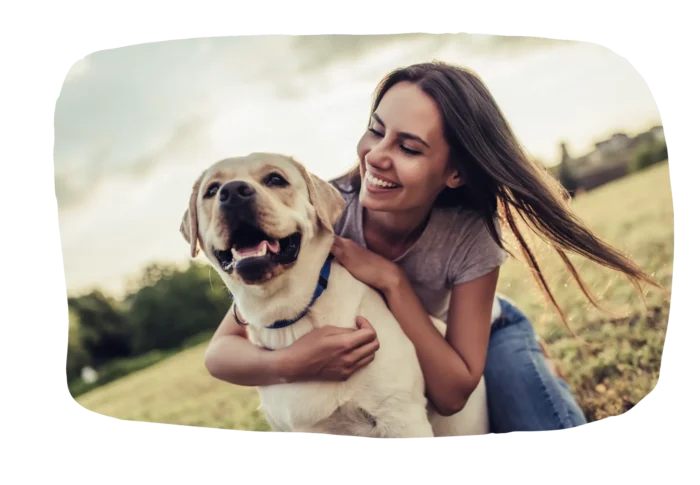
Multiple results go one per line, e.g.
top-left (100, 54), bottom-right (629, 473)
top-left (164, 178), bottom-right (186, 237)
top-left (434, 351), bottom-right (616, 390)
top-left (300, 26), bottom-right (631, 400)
top-left (290, 158), bottom-right (346, 233)
top-left (180, 172), bottom-right (205, 258)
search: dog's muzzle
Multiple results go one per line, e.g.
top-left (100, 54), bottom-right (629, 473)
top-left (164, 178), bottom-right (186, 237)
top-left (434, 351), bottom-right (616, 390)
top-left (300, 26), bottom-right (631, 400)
top-left (220, 180), bottom-right (256, 206)
top-left (212, 180), bottom-right (302, 281)
top-left (219, 180), bottom-right (257, 226)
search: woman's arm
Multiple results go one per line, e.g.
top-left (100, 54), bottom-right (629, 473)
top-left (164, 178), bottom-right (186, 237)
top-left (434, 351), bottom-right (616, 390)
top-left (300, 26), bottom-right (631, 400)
top-left (204, 310), bottom-right (289, 386)
top-left (332, 235), bottom-right (498, 416)
top-left (204, 309), bottom-right (381, 386)
top-left (384, 268), bottom-right (498, 416)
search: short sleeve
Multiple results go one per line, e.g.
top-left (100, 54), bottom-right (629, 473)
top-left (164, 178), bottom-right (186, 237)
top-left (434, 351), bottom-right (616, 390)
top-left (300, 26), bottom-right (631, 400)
top-left (449, 213), bottom-right (508, 286)
top-left (331, 185), bottom-right (358, 237)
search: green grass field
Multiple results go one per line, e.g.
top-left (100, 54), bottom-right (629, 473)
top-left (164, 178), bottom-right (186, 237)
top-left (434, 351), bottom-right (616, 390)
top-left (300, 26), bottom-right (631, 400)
top-left (76, 161), bottom-right (673, 429)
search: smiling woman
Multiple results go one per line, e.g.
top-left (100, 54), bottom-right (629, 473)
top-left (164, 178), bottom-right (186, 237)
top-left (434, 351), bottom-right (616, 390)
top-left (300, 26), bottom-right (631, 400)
top-left (59, 35), bottom-right (670, 438)
top-left (325, 61), bottom-right (663, 429)
top-left (195, 61), bottom-right (666, 433)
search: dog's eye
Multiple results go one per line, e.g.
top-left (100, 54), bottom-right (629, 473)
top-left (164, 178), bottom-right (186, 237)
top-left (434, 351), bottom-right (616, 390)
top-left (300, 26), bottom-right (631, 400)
top-left (204, 183), bottom-right (220, 199)
top-left (264, 173), bottom-right (289, 188)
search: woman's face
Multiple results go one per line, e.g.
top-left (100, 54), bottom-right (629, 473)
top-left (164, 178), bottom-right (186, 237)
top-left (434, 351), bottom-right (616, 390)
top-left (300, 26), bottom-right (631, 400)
top-left (356, 81), bottom-right (460, 213)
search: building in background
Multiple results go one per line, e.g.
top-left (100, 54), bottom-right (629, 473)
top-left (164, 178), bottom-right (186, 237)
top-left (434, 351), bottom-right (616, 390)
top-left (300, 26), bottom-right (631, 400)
top-left (556, 125), bottom-right (666, 195)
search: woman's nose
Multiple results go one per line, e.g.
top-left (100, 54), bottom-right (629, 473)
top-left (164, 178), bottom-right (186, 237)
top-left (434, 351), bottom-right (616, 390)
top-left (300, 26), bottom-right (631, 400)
top-left (365, 143), bottom-right (392, 170)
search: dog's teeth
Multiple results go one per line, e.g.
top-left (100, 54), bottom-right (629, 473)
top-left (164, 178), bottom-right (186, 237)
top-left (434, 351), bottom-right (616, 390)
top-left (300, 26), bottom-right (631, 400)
top-left (232, 243), bottom-right (268, 261)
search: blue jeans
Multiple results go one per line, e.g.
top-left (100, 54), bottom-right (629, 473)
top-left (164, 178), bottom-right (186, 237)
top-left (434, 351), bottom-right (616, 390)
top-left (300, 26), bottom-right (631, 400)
top-left (483, 297), bottom-right (587, 432)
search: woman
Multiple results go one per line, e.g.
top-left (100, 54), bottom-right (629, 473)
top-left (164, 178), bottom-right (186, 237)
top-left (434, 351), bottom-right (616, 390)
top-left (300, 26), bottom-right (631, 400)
top-left (204, 61), bottom-right (659, 432)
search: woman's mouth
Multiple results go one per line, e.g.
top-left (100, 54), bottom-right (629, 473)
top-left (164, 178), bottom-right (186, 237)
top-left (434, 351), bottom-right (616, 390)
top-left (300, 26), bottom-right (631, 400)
top-left (365, 172), bottom-right (401, 192)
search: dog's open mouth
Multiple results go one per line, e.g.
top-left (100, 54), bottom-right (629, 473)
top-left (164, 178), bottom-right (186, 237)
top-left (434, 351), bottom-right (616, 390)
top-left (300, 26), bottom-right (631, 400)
top-left (214, 223), bottom-right (302, 273)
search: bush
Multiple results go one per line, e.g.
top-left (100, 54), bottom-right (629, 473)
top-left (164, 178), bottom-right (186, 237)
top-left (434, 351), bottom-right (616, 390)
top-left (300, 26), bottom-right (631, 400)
top-left (66, 261), bottom-right (231, 393)
top-left (630, 139), bottom-right (667, 173)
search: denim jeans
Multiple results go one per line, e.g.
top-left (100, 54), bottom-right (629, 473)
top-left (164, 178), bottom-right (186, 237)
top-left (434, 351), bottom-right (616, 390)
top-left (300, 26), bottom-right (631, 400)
top-left (483, 296), bottom-right (587, 432)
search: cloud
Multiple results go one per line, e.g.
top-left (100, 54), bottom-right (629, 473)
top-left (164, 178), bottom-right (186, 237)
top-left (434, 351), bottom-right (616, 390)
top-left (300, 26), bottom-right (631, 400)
top-left (55, 36), bottom-right (661, 297)
top-left (291, 34), bottom-right (435, 71)
top-left (54, 114), bottom-right (211, 211)
top-left (126, 115), bottom-right (210, 177)
top-left (289, 33), bottom-right (569, 74)
top-left (261, 33), bottom-right (573, 102)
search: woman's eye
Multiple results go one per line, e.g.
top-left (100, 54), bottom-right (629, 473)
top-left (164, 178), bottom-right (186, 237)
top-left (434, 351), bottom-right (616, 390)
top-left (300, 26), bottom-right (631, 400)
top-left (401, 146), bottom-right (422, 156)
top-left (368, 127), bottom-right (384, 137)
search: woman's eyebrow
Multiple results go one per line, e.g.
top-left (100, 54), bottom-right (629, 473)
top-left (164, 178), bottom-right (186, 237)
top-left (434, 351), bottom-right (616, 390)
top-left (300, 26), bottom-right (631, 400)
top-left (372, 113), bottom-right (431, 149)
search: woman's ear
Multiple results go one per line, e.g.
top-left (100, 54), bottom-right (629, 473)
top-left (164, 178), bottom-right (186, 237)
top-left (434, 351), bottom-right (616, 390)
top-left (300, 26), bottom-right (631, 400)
top-left (446, 169), bottom-right (465, 189)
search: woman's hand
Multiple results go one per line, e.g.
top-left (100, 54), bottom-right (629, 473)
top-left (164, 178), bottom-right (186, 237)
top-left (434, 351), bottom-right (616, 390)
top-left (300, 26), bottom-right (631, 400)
top-left (280, 316), bottom-right (380, 382)
top-left (331, 236), bottom-right (403, 293)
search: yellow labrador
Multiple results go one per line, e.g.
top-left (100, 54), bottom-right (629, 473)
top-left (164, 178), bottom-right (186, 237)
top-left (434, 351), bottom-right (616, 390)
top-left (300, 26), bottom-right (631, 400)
top-left (180, 153), bottom-right (491, 437)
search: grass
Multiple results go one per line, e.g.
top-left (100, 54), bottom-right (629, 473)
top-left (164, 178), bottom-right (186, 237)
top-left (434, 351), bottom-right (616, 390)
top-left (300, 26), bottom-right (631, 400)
top-left (68, 331), bottom-right (215, 398)
top-left (76, 161), bottom-right (673, 429)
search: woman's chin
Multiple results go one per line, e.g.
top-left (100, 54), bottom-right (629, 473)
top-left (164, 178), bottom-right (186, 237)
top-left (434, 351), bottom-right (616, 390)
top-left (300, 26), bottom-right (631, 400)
top-left (360, 186), bottom-right (399, 211)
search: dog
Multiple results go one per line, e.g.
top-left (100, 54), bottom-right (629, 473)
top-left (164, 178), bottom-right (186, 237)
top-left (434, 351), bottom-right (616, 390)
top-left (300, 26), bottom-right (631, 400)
top-left (180, 152), bottom-right (493, 437)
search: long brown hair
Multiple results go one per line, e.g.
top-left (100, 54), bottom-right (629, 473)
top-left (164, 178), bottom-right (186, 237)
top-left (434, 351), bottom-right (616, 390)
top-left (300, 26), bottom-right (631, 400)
top-left (331, 61), bottom-right (663, 336)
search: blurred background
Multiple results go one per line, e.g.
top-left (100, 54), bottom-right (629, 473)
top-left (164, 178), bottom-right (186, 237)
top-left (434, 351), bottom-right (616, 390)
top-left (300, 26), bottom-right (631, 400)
top-left (58, 34), bottom-right (671, 429)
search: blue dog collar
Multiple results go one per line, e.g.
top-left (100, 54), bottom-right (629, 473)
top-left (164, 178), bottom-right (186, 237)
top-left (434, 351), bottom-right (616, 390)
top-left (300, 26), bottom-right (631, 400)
top-left (229, 254), bottom-right (334, 329)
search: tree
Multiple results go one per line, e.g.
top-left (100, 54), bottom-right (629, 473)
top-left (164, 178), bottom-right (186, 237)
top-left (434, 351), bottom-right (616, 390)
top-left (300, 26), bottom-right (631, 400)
top-left (123, 262), bottom-right (231, 355)
top-left (67, 291), bottom-right (133, 366)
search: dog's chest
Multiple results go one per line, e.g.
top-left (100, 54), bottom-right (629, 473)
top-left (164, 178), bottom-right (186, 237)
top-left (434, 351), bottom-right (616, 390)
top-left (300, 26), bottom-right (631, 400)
top-left (257, 380), bottom-right (352, 431)
top-left (246, 319), bottom-right (317, 350)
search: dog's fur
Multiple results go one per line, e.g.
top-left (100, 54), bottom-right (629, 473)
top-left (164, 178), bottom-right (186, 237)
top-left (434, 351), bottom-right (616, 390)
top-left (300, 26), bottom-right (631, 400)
top-left (181, 153), bottom-right (495, 437)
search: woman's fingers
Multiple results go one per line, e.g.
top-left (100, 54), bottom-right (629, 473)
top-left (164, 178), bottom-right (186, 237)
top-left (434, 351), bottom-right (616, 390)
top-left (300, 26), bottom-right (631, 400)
top-left (351, 353), bottom-right (376, 373)
top-left (346, 338), bottom-right (380, 364)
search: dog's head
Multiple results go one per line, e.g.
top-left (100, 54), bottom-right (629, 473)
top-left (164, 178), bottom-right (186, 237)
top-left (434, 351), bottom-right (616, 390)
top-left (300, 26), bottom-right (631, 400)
top-left (180, 153), bottom-right (345, 286)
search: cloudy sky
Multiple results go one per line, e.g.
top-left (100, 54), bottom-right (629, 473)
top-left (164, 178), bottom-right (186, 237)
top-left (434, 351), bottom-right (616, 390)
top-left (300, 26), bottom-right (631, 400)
top-left (55, 34), bottom-right (661, 297)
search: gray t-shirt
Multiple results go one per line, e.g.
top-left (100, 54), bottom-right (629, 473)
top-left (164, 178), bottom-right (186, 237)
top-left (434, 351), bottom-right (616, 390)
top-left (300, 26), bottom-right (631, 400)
top-left (332, 188), bottom-right (508, 323)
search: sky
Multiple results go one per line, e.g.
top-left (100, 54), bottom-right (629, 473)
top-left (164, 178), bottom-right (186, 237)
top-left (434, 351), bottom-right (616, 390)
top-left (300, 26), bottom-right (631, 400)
top-left (54, 33), bottom-right (662, 298)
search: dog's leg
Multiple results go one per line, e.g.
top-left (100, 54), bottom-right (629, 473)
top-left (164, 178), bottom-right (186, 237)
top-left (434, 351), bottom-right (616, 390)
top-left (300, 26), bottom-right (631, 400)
top-left (295, 406), bottom-right (384, 437)
top-left (375, 405), bottom-right (435, 438)
top-left (307, 412), bottom-right (435, 438)
top-left (294, 425), bottom-right (327, 435)
top-left (260, 405), bottom-right (291, 433)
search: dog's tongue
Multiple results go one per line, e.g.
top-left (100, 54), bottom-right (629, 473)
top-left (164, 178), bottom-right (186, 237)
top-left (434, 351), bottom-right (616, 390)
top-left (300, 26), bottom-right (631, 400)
top-left (236, 239), bottom-right (280, 257)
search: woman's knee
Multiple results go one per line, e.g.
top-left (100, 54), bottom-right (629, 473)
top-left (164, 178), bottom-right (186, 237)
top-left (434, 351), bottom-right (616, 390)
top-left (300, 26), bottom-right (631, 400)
top-left (485, 350), bottom-right (585, 431)
top-left (484, 314), bottom-right (587, 432)
top-left (494, 296), bottom-right (531, 328)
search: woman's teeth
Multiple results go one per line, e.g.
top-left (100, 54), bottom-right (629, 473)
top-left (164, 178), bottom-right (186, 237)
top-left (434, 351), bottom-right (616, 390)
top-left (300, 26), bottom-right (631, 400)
top-left (366, 173), bottom-right (399, 189)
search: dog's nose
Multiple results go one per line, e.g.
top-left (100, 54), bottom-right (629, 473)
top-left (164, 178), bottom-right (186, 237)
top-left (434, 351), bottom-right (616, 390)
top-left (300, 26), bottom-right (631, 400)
top-left (219, 181), bottom-right (256, 206)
